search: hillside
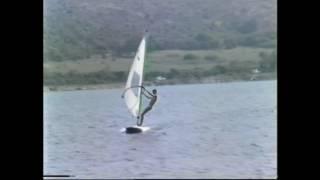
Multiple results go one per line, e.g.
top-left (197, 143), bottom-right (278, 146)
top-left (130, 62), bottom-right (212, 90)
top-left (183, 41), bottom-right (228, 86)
top-left (44, 0), bottom-right (277, 62)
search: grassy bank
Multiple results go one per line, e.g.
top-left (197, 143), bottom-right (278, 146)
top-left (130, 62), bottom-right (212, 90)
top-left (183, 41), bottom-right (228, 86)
top-left (44, 47), bottom-right (276, 91)
top-left (44, 47), bottom-right (274, 74)
top-left (44, 72), bottom-right (276, 92)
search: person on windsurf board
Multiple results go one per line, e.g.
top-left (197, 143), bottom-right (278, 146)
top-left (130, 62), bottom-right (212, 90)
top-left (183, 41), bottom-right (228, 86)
top-left (121, 86), bottom-right (157, 126)
top-left (137, 88), bottom-right (157, 126)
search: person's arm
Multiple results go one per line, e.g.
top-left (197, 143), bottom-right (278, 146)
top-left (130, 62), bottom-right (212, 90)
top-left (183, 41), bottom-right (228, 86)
top-left (122, 86), bottom-right (140, 98)
top-left (141, 88), bottom-right (152, 99)
top-left (121, 85), bottom-right (146, 98)
top-left (142, 88), bottom-right (154, 97)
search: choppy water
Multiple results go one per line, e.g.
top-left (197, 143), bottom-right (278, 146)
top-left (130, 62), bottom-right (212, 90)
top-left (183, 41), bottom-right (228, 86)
top-left (44, 80), bottom-right (277, 179)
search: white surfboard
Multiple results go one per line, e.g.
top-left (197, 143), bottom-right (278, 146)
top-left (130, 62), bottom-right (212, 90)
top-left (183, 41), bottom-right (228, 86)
top-left (121, 125), bottom-right (150, 133)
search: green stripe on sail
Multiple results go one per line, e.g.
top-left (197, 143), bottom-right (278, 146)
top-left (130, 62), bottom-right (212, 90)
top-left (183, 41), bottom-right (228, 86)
top-left (138, 36), bottom-right (148, 118)
top-left (139, 36), bottom-right (152, 121)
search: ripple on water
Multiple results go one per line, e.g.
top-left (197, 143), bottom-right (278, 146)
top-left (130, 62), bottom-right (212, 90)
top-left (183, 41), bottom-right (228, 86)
top-left (124, 158), bottom-right (134, 162)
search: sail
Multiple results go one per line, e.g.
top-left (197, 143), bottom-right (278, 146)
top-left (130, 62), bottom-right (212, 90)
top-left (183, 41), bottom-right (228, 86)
top-left (123, 37), bottom-right (146, 117)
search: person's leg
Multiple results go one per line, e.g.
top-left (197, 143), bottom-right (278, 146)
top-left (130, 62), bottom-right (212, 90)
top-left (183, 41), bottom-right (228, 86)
top-left (140, 106), bottom-right (152, 122)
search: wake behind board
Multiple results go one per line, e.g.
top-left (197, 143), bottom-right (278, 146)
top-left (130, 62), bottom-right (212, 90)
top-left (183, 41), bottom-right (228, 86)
top-left (121, 125), bottom-right (150, 134)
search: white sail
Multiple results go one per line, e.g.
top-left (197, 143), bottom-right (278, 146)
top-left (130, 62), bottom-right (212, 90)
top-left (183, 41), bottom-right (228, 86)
top-left (123, 37), bottom-right (146, 117)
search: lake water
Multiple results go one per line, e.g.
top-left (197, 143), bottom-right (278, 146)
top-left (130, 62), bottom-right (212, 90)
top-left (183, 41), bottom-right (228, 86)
top-left (43, 80), bottom-right (277, 179)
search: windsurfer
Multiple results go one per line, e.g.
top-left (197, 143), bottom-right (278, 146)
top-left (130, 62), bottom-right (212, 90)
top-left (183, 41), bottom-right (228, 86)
top-left (137, 88), bottom-right (157, 126)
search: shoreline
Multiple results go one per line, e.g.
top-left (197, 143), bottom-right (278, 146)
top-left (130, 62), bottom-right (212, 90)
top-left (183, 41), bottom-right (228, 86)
top-left (44, 74), bottom-right (276, 92)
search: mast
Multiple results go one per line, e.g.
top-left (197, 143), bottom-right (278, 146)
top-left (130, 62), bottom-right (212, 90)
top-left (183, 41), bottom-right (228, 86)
top-left (139, 31), bottom-right (148, 107)
top-left (137, 31), bottom-right (148, 125)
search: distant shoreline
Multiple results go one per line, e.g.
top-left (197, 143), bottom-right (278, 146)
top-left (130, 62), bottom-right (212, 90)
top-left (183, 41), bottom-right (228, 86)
top-left (43, 74), bottom-right (276, 92)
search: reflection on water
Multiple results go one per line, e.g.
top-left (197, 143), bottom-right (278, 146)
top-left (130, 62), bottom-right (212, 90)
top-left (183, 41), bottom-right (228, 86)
top-left (44, 80), bottom-right (277, 179)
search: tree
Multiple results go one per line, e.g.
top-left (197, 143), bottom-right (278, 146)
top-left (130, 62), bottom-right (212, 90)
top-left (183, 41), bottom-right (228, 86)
top-left (223, 38), bottom-right (237, 49)
top-left (195, 33), bottom-right (210, 42)
top-left (205, 55), bottom-right (219, 61)
top-left (167, 68), bottom-right (180, 79)
top-left (122, 37), bottom-right (140, 53)
top-left (209, 65), bottom-right (226, 75)
top-left (194, 33), bottom-right (220, 49)
top-left (259, 51), bottom-right (277, 72)
top-left (236, 19), bottom-right (257, 34)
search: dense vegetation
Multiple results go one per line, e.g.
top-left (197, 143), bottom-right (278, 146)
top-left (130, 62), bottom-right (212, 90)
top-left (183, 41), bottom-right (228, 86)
top-left (44, 0), bottom-right (276, 61)
top-left (44, 50), bottom-right (276, 86)
top-left (44, 0), bottom-right (277, 87)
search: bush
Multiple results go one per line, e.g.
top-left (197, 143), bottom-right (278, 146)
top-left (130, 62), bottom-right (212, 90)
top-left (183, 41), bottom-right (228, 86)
top-left (223, 38), bottom-right (237, 49)
top-left (204, 55), bottom-right (219, 61)
top-left (194, 33), bottom-right (221, 49)
top-left (195, 33), bottom-right (210, 42)
top-left (190, 68), bottom-right (203, 80)
top-left (205, 65), bottom-right (227, 76)
top-left (239, 32), bottom-right (277, 48)
top-left (213, 65), bottom-right (227, 75)
top-left (44, 69), bottom-right (124, 86)
top-left (183, 53), bottom-right (198, 60)
top-left (179, 70), bottom-right (193, 79)
top-left (259, 51), bottom-right (277, 72)
top-left (167, 68), bottom-right (180, 79)
top-left (235, 19), bottom-right (258, 34)
top-left (227, 61), bottom-right (252, 74)
top-left (112, 71), bottom-right (126, 81)
top-left (145, 71), bottom-right (164, 81)
top-left (258, 39), bottom-right (277, 48)
top-left (166, 53), bottom-right (180, 58)
top-left (45, 47), bottom-right (64, 62)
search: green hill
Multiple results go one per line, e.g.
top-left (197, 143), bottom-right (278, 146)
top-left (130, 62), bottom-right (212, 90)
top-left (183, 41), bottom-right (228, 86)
top-left (44, 0), bottom-right (277, 62)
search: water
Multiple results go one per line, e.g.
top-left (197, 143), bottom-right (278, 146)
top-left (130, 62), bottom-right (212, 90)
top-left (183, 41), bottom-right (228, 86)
top-left (44, 80), bottom-right (277, 179)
